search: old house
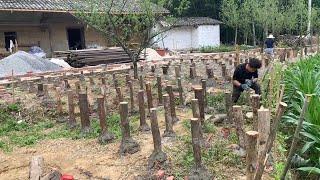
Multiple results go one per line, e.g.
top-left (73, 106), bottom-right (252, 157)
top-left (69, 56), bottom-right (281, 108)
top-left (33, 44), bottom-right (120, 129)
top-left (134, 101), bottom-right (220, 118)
top-left (155, 17), bottom-right (222, 50)
top-left (0, 0), bottom-right (167, 57)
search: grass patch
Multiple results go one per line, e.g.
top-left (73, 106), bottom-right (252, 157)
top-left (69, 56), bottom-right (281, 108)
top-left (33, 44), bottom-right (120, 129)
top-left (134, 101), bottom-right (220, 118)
top-left (207, 93), bottom-right (226, 114)
top-left (199, 45), bottom-right (253, 53)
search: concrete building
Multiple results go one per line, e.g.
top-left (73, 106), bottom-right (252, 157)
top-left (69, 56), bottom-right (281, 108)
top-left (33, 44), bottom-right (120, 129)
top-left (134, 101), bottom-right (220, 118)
top-left (0, 0), bottom-right (167, 57)
top-left (155, 17), bottom-right (222, 50)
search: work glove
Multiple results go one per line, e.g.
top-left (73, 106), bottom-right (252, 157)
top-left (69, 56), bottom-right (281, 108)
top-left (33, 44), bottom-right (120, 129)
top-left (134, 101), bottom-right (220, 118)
top-left (245, 79), bottom-right (253, 87)
top-left (241, 84), bottom-right (250, 91)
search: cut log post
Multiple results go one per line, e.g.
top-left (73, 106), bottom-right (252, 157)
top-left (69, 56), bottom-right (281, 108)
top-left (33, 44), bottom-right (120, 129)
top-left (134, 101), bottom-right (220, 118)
top-left (139, 75), bottom-right (144, 90)
top-left (119, 102), bottom-right (140, 155)
top-left (128, 81), bottom-right (135, 113)
top-left (157, 75), bottom-right (163, 105)
top-left (225, 91), bottom-right (233, 122)
top-left (78, 92), bottom-right (91, 134)
top-left (206, 66), bottom-right (214, 79)
top-left (116, 87), bottom-right (124, 103)
top-left (64, 79), bottom-right (70, 89)
top-left (194, 87), bottom-right (205, 123)
top-left (254, 102), bottom-right (287, 180)
top-left (190, 66), bottom-right (196, 79)
top-left (162, 65), bottom-right (169, 75)
top-left (101, 77), bottom-right (106, 86)
top-left (251, 94), bottom-right (260, 131)
top-left (97, 96), bottom-right (114, 144)
top-left (138, 90), bottom-right (150, 132)
top-left (246, 131), bottom-right (259, 180)
top-left (175, 65), bottom-right (181, 78)
top-left (43, 84), bottom-right (49, 99)
top-left (148, 108), bottom-right (168, 169)
top-left (177, 78), bottom-right (184, 106)
top-left (151, 65), bottom-right (156, 73)
top-left (89, 77), bottom-right (95, 86)
top-left (75, 81), bottom-right (81, 95)
top-left (36, 83), bottom-right (44, 97)
top-left (191, 99), bottom-right (200, 119)
top-left (163, 94), bottom-right (175, 137)
top-left (232, 105), bottom-right (246, 149)
top-left (257, 108), bottom-right (270, 160)
top-left (201, 80), bottom-right (207, 110)
top-left (112, 73), bottom-right (118, 88)
top-left (67, 90), bottom-right (76, 128)
top-left (28, 82), bottom-right (35, 93)
top-left (167, 85), bottom-right (179, 123)
top-left (29, 156), bottom-right (44, 180)
top-left (146, 82), bottom-right (153, 114)
top-left (55, 87), bottom-right (65, 123)
top-left (280, 95), bottom-right (311, 180)
top-left (125, 74), bottom-right (131, 85)
top-left (221, 64), bottom-right (227, 78)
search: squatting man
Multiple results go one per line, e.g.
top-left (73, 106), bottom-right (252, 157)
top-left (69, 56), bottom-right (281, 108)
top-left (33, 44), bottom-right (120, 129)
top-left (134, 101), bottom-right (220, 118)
top-left (232, 58), bottom-right (262, 103)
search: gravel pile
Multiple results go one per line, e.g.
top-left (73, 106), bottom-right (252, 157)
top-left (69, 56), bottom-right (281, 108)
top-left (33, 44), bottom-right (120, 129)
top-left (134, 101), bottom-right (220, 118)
top-left (0, 51), bottom-right (62, 77)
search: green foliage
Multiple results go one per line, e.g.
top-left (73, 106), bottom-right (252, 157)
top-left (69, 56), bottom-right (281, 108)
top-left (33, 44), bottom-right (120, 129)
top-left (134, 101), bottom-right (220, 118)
top-left (199, 45), bottom-right (252, 53)
top-left (207, 93), bottom-right (226, 114)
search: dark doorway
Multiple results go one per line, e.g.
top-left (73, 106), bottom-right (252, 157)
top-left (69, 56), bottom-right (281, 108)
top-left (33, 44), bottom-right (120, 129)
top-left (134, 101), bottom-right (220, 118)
top-left (4, 32), bottom-right (17, 51)
top-left (67, 28), bottom-right (85, 50)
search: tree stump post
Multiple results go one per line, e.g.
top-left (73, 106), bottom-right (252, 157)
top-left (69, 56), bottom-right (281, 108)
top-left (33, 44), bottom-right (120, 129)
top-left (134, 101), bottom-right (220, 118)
top-left (148, 108), bottom-right (168, 169)
top-left (225, 91), bottom-right (233, 122)
top-left (55, 87), bottom-right (65, 123)
top-left (188, 118), bottom-right (213, 179)
top-left (175, 65), bottom-right (181, 78)
top-left (206, 66), bottom-right (214, 79)
top-left (194, 87), bottom-right (205, 123)
top-left (257, 108), bottom-right (270, 160)
top-left (128, 81), bottom-right (135, 114)
top-left (151, 65), bottom-right (156, 73)
top-left (89, 77), bottom-right (95, 86)
top-left (139, 75), bottom-right (144, 90)
top-left (125, 74), bottom-right (131, 85)
top-left (201, 80), bottom-right (207, 110)
top-left (29, 156), bottom-right (44, 180)
top-left (177, 78), bottom-right (184, 106)
top-left (232, 105), bottom-right (246, 149)
top-left (64, 79), bottom-right (70, 89)
top-left (112, 73), bottom-right (118, 88)
top-left (119, 102), bottom-right (140, 155)
top-left (162, 65), bottom-right (169, 75)
top-left (116, 87), bottom-right (124, 103)
top-left (157, 75), bottom-right (163, 105)
top-left (190, 66), bottom-right (196, 79)
top-left (36, 83), bottom-right (44, 97)
top-left (97, 96), bottom-right (115, 144)
top-left (75, 81), bottom-right (81, 95)
top-left (67, 90), bottom-right (76, 128)
top-left (167, 85), bottom-right (179, 123)
top-left (163, 94), bottom-right (175, 137)
top-left (251, 94), bottom-right (260, 131)
top-left (221, 64), bottom-right (227, 78)
top-left (246, 131), bottom-right (259, 180)
top-left (138, 90), bottom-right (150, 132)
top-left (79, 92), bottom-right (91, 134)
top-left (146, 82), bottom-right (153, 114)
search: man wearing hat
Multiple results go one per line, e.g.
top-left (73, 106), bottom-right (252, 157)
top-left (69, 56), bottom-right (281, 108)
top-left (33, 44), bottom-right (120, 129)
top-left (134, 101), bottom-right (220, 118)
top-left (265, 34), bottom-right (275, 57)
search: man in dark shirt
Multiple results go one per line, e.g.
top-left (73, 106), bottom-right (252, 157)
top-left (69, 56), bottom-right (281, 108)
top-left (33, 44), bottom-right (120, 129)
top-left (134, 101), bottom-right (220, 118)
top-left (265, 34), bottom-right (275, 56)
top-left (232, 58), bottom-right (262, 103)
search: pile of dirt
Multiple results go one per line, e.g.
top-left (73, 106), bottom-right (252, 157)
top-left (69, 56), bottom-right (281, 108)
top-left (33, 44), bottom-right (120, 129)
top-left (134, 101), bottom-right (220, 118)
top-left (0, 51), bottom-right (62, 77)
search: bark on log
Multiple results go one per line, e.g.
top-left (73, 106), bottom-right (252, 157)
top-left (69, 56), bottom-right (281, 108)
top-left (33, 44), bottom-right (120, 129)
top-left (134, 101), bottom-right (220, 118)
top-left (167, 85), bottom-right (179, 123)
top-left (194, 87), bottom-right (205, 123)
top-left (175, 65), bottom-right (181, 78)
top-left (79, 92), bottom-right (91, 133)
top-left (97, 96), bottom-right (114, 144)
top-left (125, 74), bottom-right (131, 85)
top-left (162, 65), bottom-right (169, 75)
top-left (29, 156), bottom-right (44, 180)
top-left (254, 102), bottom-right (287, 180)
top-left (138, 90), bottom-right (150, 132)
top-left (157, 76), bottom-right (163, 105)
top-left (146, 82), bottom-right (153, 112)
top-left (112, 73), bottom-right (118, 88)
top-left (190, 66), bottom-right (196, 79)
top-left (67, 90), bottom-right (76, 128)
top-left (75, 81), bottom-right (81, 95)
top-left (128, 81), bottom-right (135, 113)
top-left (116, 87), bottom-right (124, 103)
top-left (221, 64), bottom-right (227, 78)
top-left (191, 99), bottom-right (200, 119)
top-left (246, 131), bottom-right (259, 180)
top-left (190, 118), bottom-right (202, 168)
top-left (257, 108), bottom-right (270, 160)
top-left (251, 94), bottom-right (260, 131)
top-left (163, 94), bottom-right (175, 137)
top-left (178, 78), bottom-right (184, 106)
top-left (232, 105), bottom-right (246, 149)
top-left (55, 87), bottom-right (63, 115)
top-left (225, 91), bottom-right (233, 122)
top-left (206, 66), bottom-right (214, 79)
top-left (201, 80), bottom-right (207, 110)
top-left (139, 75), bottom-right (144, 90)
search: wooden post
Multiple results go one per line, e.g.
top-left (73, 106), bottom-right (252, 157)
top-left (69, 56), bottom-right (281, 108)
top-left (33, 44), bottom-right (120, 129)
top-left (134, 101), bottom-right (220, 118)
top-left (157, 75), bottom-right (163, 105)
top-left (148, 108), bottom-right (168, 169)
top-left (128, 81), bottom-right (135, 113)
top-left (97, 96), bottom-right (114, 144)
top-left (251, 94), bottom-right (260, 131)
top-left (67, 90), bottom-right (76, 128)
top-left (191, 99), bottom-right (200, 119)
top-left (246, 131), bottom-right (259, 180)
top-left (101, 77), bottom-right (106, 86)
top-left (206, 66), bottom-right (214, 79)
top-left (75, 81), bottom-right (81, 95)
top-left (125, 74), bottom-right (131, 85)
top-left (280, 95), bottom-right (311, 180)
top-left (175, 65), bottom-right (181, 78)
top-left (29, 156), bottom-right (44, 180)
top-left (221, 64), bottom-right (227, 78)
top-left (162, 65), bottom-right (169, 75)
top-left (167, 85), bottom-right (179, 123)
top-left (112, 73), bottom-right (118, 88)
top-left (79, 92), bottom-right (91, 133)
top-left (190, 66), bottom-right (196, 79)
top-left (177, 78), bottom-right (184, 106)
top-left (190, 118), bottom-right (202, 168)
top-left (201, 80), bottom-right (207, 110)
top-left (194, 87), bottom-right (205, 123)
top-left (146, 82), bottom-right (153, 112)
top-left (225, 91), bottom-right (233, 122)
top-left (139, 75), bottom-right (144, 90)
top-left (138, 90), bottom-right (150, 132)
top-left (151, 65), bottom-right (156, 73)
top-left (37, 83), bottom-right (44, 97)
top-left (89, 77), bottom-right (95, 86)
top-left (254, 102), bottom-right (287, 180)
top-left (43, 84), bottom-right (49, 99)
top-left (119, 102), bottom-right (140, 155)
top-left (116, 87), bottom-right (124, 102)
top-left (257, 108), bottom-right (270, 160)
top-left (163, 94), bottom-right (175, 137)
top-left (232, 105), bottom-right (246, 149)
top-left (64, 79), bottom-right (70, 89)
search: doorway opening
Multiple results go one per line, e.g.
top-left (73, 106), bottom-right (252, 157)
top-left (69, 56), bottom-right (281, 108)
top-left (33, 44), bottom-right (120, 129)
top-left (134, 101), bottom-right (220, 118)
top-left (67, 28), bottom-right (85, 50)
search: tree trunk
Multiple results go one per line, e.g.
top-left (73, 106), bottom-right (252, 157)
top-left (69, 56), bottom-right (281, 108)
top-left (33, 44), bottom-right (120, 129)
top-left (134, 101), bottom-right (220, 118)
top-left (252, 23), bottom-right (256, 46)
top-left (133, 57), bottom-right (138, 79)
top-left (317, 32), bottom-right (319, 53)
top-left (235, 26), bottom-right (238, 45)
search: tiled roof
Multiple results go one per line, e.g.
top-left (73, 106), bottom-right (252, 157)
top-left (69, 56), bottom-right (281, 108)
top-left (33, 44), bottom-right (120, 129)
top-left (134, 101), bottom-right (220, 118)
top-left (161, 17), bottom-right (222, 27)
top-left (0, 0), bottom-right (168, 13)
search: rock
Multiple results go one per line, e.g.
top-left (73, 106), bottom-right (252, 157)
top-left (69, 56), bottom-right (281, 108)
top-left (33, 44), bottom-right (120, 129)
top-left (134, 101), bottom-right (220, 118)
top-left (246, 112), bottom-right (253, 119)
top-left (166, 176), bottom-right (174, 180)
top-left (156, 170), bottom-right (165, 178)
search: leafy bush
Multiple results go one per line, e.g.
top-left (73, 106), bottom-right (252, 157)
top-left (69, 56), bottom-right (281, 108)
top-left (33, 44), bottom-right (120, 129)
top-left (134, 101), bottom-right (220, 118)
top-left (283, 55), bottom-right (320, 176)
top-left (199, 45), bottom-right (253, 53)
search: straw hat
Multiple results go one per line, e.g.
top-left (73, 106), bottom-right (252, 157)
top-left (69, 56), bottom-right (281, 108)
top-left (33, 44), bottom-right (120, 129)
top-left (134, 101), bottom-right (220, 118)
top-left (267, 34), bottom-right (275, 39)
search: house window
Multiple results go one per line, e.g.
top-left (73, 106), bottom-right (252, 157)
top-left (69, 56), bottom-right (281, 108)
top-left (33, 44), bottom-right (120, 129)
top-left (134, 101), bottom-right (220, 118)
top-left (4, 32), bottom-right (17, 51)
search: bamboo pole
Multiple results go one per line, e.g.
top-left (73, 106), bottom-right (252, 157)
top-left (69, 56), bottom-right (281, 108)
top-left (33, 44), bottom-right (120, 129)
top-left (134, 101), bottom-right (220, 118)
top-left (280, 95), bottom-right (312, 180)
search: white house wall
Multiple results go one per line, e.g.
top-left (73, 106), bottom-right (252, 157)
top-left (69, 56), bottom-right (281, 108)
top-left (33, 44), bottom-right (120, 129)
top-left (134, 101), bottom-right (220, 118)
top-left (196, 25), bottom-right (220, 48)
top-left (156, 26), bottom-right (193, 50)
